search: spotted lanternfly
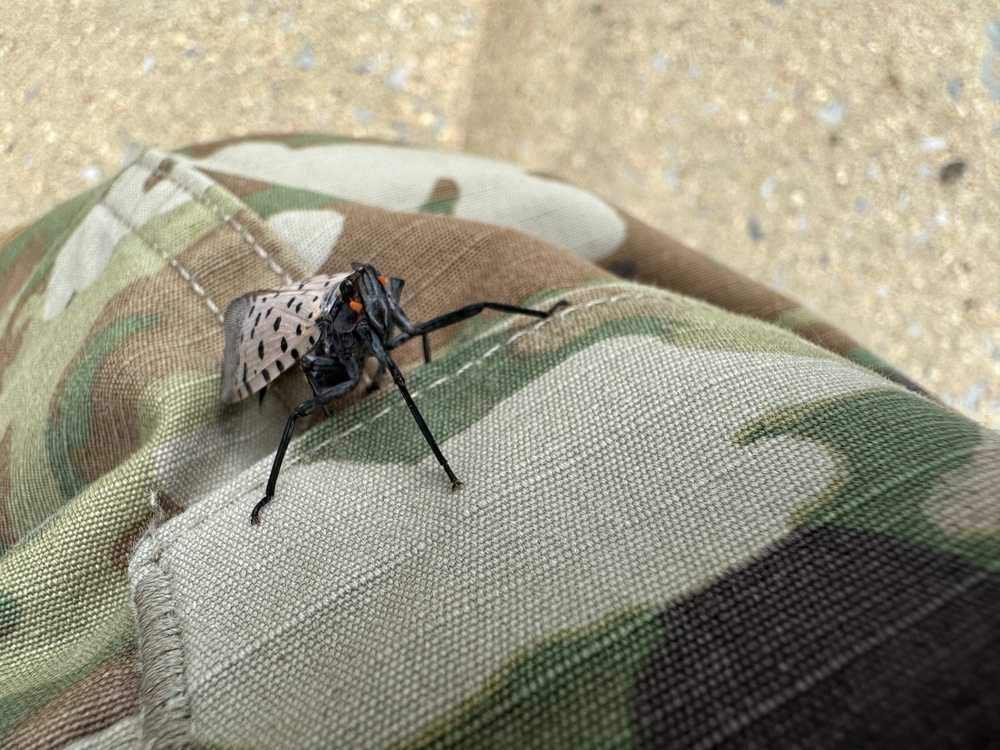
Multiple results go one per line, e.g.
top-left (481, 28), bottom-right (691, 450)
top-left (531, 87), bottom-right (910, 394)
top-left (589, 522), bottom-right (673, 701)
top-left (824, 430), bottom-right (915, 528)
top-left (221, 262), bottom-right (566, 524)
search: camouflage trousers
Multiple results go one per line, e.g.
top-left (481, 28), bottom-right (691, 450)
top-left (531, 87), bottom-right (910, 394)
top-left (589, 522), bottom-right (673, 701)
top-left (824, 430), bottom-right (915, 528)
top-left (1, 135), bottom-right (998, 748)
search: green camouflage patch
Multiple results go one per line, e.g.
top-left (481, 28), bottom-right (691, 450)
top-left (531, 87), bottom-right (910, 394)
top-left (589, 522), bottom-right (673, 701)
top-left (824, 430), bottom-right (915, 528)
top-left (737, 389), bottom-right (1000, 569)
top-left (242, 184), bottom-right (344, 218)
top-left (405, 609), bottom-right (663, 749)
top-left (0, 590), bottom-right (18, 641)
top-left (418, 178), bottom-right (459, 215)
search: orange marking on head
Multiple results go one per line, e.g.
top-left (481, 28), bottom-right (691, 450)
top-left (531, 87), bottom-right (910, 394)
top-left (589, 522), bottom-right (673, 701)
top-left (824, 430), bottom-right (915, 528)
top-left (378, 275), bottom-right (388, 287)
top-left (350, 300), bottom-right (363, 312)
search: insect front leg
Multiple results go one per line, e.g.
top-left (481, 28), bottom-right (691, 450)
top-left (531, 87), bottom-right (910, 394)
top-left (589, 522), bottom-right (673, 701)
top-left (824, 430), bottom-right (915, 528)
top-left (251, 361), bottom-right (361, 525)
top-left (361, 327), bottom-right (462, 490)
top-left (402, 300), bottom-right (569, 363)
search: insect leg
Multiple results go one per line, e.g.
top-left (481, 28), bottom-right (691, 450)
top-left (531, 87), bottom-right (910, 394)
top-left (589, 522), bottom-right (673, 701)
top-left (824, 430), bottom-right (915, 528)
top-left (361, 328), bottom-right (462, 490)
top-left (250, 365), bottom-right (361, 525)
top-left (301, 358), bottom-right (333, 416)
top-left (407, 299), bottom-right (569, 363)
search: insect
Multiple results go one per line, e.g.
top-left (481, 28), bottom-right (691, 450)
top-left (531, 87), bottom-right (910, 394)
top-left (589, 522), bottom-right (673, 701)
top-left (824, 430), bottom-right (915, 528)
top-left (221, 262), bottom-right (566, 524)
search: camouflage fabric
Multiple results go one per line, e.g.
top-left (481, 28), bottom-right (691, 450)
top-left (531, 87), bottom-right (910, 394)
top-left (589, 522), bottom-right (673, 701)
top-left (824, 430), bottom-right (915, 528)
top-left (0, 134), bottom-right (997, 749)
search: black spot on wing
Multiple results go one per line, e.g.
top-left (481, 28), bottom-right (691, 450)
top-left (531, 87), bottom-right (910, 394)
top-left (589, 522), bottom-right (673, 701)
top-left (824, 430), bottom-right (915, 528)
top-left (276, 360), bottom-right (285, 373)
top-left (262, 368), bottom-right (271, 383)
top-left (258, 341), bottom-right (264, 359)
top-left (291, 348), bottom-right (300, 359)
top-left (296, 323), bottom-right (302, 336)
top-left (280, 337), bottom-right (288, 352)
top-left (273, 316), bottom-right (281, 331)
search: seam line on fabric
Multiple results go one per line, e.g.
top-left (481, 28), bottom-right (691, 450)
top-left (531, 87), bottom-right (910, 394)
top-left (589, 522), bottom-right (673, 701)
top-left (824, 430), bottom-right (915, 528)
top-left (150, 156), bottom-right (294, 287)
top-left (98, 191), bottom-right (224, 323)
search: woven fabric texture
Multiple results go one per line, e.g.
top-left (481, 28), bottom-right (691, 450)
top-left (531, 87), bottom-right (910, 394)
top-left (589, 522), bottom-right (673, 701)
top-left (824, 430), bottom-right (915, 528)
top-left (0, 135), bottom-right (997, 749)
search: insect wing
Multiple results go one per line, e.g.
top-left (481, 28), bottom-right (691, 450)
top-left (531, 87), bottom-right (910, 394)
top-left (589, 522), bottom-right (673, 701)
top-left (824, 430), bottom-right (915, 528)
top-left (220, 273), bottom-right (348, 404)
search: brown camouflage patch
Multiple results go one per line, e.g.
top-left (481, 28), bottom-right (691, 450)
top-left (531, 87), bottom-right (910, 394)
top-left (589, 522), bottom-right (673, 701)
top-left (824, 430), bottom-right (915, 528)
top-left (601, 211), bottom-right (802, 325)
top-left (181, 132), bottom-right (299, 159)
top-left (141, 157), bottom-right (176, 193)
top-left (307, 202), bottom-right (613, 365)
top-left (43, 206), bottom-right (308, 489)
top-left (0, 227), bottom-right (47, 305)
top-left (0, 231), bottom-right (48, 390)
top-left (111, 492), bottom-right (185, 574)
top-left (3, 650), bottom-right (140, 750)
top-left (179, 132), bottom-right (392, 159)
top-left (420, 177), bottom-right (460, 213)
top-left (198, 168), bottom-right (274, 200)
top-left (0, 311), bottom-right (29, 396)
top-left (428, 178), bottom-right (458, 204)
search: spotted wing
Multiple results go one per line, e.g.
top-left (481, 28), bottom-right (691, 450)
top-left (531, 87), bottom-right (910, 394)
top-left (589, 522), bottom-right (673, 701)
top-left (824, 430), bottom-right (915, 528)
top-left (220, 273), bottom-right (349, 404)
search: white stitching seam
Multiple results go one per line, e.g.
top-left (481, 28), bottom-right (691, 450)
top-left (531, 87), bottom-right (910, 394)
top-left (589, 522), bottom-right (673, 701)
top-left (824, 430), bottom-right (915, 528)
top-left (98, 194), bottom-right (224, 322)
top-left (149, 158), bottom-right (295, 288)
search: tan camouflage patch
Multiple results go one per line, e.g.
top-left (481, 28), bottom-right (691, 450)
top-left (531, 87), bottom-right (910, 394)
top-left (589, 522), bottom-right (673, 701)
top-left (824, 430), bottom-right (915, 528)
top-left (926, 438), bottom-right (1000, 538)
top-left (3, 650), bottom-right (140, 750)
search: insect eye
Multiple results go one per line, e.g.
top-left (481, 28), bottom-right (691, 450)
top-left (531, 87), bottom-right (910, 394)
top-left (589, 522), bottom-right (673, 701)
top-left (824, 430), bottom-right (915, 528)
top-left (340, 279), bottom-right (355, 299)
